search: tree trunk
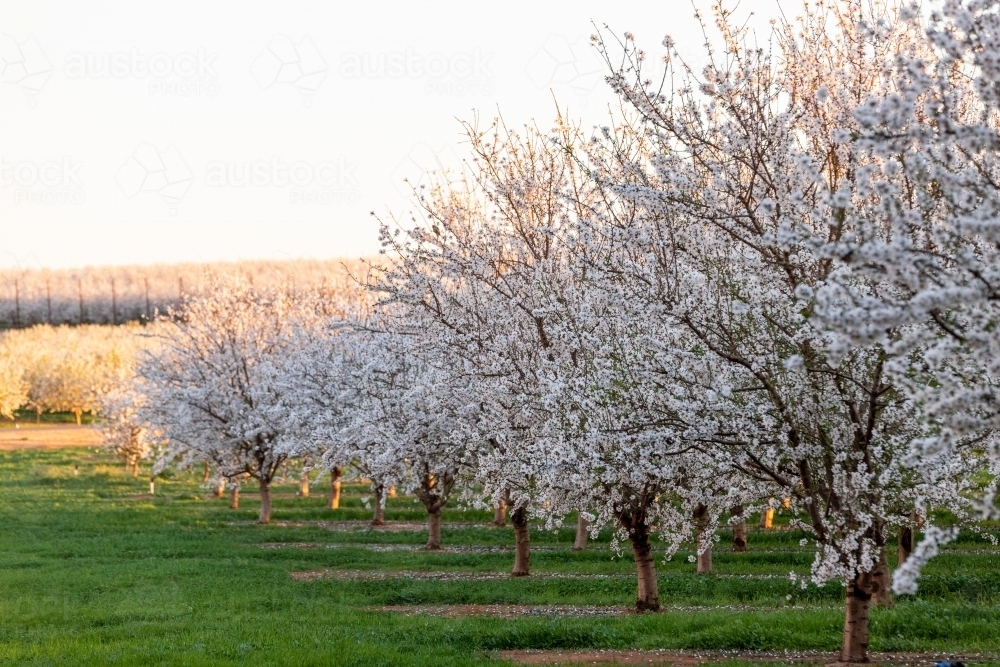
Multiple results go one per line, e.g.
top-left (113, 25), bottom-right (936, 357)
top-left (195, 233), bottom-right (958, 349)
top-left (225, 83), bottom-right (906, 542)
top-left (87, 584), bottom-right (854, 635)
top-left (214, 478), bottom-right (225, 498)
top-left (73, 408), bottom-right (82, 426)
top-left (694, 503), bottom-right (712, 574)
top-left (731, 505), bottom-right (748, 552)
top-left (298, 469), bottom-right (310, 498)
top-left (132, 459), bottom-right (139, 478)
top-left (202, 462), bottom-right (210, 483)
top-left (841, 570), bottom-right (874, 663)
top-left (328, 467), bottom-right (342, 509)
top-left (630, 527), bottom-right (660, 611)
top-left (388, 486), bottom-right (397, 498)
top-left (511, 505), bottom-right (530, 576)
top-left (35, 407), bottom-right (41, 424)
top-left (426, 508), bottom-right (442, 550)
top-left (230, 482), bottom-right (240, 509)
top-left (872, 547), bottom-right (894, 607)
top-left (258, 480), bottom-right (272, 524)
top-left (148, 477), bottom-right (155, 495)
top-left (618, 510), bottom-right (659, 611)
top-left (493, 498), bottom-right (507, 526)
top-left (371, 484), bottom-right (386, 526)
top-left (762, 508), bottom-right (775, 529)
top-left (573, 512), bottom-right (590, 550)
top-left (898, 516), bottom-right (915, 566)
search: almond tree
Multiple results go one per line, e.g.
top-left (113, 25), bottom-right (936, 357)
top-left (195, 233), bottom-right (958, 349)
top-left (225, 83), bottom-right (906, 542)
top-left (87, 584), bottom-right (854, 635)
top-left (807, 0), bottom-right (1000, 590)
top-left (538, 258), bottom-right (766, 596)
top-left (370, 115), bottom-right (596, 575)
top-left (99, 380), bottom-right (154, 476)
top-left (0, 339), bottom-right (27, 419)
top-left (286, 321), bottom-right (391, 522)
top-left (274, 281), bottom-right (400, 523)
top-left (332, 323), bottom-right (474, 549)
top-left (374, 113), bottom-right (752, 597)
top-left (137, 275), bottom-right (311, 523)
top-left (585, 1), bottom-right (980, 658)
top-left (93, 327), bottom-right (161, 475)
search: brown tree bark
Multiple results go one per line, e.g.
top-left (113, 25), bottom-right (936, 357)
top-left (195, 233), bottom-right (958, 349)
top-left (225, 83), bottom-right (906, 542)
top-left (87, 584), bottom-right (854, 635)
top-left (214, 478), bottom-right (225, 498)
top-left (511, 505), bottom-right (530, 576)
top-left (898, 516), bottom-right (915, 566)
top-left (73, 408), bottom-right (82, 426)
top-left (841, 570), bottom-right (874, 663)
top-left (202, 462), bottom-right (210, 483)
top-left (328, 467), bottom-right (342, 509)
top-left (731, 504), bottom-right (748, 552)
top-left (371, 484), bottom-right (386, 526)
top-left (298, 469), bottom-right (310, 498)
top-left (230, 482), bottom-right (240, 509)
top-left (617, 507), bottom-right (660, 611)
top-left (872, 547), bottom-right (894, 607)
top-left (426, 508), bottom-right (442, 550)
top-left (132, 459), bottom-right (139, 478)
top-left (416, 471), bottom-right (452, 549)
top-left (388, 486), bottom-right (397, 498)
top-left (693, 503), bottom-right (712, 574)
top-left (493, 498), bottom-right (507, 526)
top-left (573, 512), bottom-right (590, 551)
top-left (258, 480), bottom-right (272, 524)
top-left (762, 508), bottom-right (775, 529)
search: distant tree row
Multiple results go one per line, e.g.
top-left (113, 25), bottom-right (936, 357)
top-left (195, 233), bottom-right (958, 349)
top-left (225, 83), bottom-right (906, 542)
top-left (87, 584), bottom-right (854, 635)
top-left (0, 324), bottom-right (147, 424)
top-left (0, 259), bottom-right (365, 328)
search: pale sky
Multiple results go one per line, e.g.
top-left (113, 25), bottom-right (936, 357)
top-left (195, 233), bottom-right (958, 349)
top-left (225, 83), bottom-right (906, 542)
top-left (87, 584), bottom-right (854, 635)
top-left (1, 0), bottom-right (777, 270)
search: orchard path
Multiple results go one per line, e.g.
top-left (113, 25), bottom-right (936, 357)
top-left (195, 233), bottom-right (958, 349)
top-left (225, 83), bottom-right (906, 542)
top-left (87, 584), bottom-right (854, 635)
top-left (0, 424), bottom-right (101, 450)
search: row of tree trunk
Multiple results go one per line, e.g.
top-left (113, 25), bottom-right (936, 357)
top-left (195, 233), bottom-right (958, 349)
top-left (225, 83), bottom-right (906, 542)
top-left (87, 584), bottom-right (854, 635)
top-left (202, 464), bottom-right (919, 663)
top-left (163, 467), bottom-right (924, 583)
top-left (200, 458), bottom-right (922, 665)
top-left (202, 463), bottom-right (918, 665)
top-left (203, 467), bottom-right (385, 520)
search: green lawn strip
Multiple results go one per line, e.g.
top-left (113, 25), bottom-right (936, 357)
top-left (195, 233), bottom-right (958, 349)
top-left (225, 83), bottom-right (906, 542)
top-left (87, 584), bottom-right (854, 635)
top-left (1, 447), bottom-right (998, 665)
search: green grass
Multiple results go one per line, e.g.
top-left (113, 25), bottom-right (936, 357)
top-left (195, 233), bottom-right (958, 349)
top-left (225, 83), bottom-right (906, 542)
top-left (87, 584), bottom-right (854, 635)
top-left (2, 409), bottom-right (97, 425)
top-left (1, 447), bottom-right (998, 666)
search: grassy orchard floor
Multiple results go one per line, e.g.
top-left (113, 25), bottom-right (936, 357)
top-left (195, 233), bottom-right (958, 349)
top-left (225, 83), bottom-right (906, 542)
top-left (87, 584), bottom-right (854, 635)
top-left (0, 448), bottom-right (998, 667)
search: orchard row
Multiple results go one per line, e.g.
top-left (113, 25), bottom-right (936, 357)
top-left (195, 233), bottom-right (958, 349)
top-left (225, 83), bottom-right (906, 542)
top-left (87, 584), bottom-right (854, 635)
top-left (5, 0), bottom-right (1000, 662)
